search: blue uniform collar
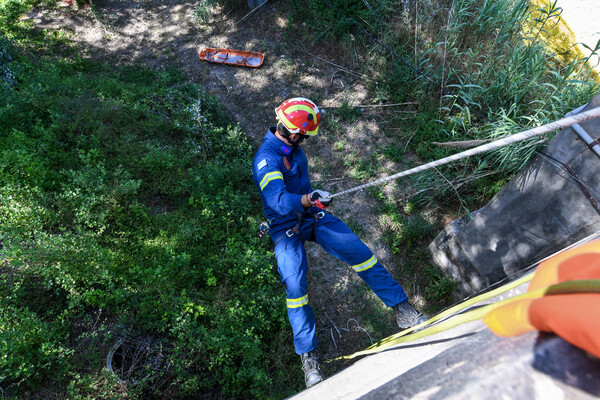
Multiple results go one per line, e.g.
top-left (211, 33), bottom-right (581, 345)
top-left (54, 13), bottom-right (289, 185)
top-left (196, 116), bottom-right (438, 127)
top-left (265, 127), bottom-right (294, 155)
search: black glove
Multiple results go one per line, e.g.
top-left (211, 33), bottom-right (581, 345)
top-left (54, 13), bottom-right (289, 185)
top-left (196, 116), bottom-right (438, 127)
top-left (309, 190), bottom-right (333, 209)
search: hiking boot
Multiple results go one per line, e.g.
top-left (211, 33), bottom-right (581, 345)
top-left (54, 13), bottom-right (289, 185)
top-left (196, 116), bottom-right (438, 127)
top-left (393, 301), bottom-right (429, 330)
top-left (300, 350), bottom-right (323, 388)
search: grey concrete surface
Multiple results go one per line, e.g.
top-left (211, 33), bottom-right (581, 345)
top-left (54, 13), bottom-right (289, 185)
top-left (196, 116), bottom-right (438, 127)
top-left (289, 271), bottom-right (600, 400)
top-left (289, 280), bottom-right (530, 400)
top-left (362, 327), bottom-right (600, 400)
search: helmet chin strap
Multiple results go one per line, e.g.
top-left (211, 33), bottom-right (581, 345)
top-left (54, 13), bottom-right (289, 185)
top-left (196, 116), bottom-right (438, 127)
top-left (278, 124), bottom-right (305, 148)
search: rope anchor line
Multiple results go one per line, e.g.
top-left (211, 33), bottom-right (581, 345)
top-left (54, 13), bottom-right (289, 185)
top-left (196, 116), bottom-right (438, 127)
top-left (331, 106), bottom-right (600, 198)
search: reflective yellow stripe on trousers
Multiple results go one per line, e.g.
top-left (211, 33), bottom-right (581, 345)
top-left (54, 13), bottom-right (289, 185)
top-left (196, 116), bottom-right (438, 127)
top-left (287, 295), bottom-right (309, 309)
top-left (352, 255), bottom-right (377, 273)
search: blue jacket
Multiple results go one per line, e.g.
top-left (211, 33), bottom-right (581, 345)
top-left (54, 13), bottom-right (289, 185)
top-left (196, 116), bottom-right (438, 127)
top-left (252, 127), bottom-right (313, 237)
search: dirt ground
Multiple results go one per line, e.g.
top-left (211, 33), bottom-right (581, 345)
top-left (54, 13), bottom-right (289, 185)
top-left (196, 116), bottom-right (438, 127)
top-left (26, 0), bottom-right (423, 361)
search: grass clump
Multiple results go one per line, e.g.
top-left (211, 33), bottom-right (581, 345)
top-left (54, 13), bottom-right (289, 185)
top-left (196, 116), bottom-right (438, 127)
top-left (294, 0), bottom-right (598, 201)
top-left (289, 0), bottom-right (598, 256)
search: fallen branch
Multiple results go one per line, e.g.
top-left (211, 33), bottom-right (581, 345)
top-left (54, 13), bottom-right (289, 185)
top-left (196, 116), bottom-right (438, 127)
top-left (216, 74), bottom-right (229, 92)
top-left (320, 102), bottom-right (416, 109)
top-left (302, 51), bottom-right (366, 79)
top-left (432, 138), bottom-right (493, 148)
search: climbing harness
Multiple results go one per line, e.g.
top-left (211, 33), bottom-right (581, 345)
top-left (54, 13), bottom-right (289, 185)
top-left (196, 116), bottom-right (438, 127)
top-left (267, 209), bottom-right (329, 247)
top-left (259, 210), bottom-right (328, 281)
top-left (275, 212), bottom-right (303, 246)
top-left (330, 106), bottom-right (600, 198)
top-left (310, 210), bottom-right (327, 240)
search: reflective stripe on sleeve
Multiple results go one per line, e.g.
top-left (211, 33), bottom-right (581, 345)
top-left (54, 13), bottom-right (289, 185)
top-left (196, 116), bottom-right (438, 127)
top-left (352, 255), bottom-right (377, 273)
top-left (287, 294), bottom-right (309, 309)
top-left (259, 171), bottom-right (284, 190)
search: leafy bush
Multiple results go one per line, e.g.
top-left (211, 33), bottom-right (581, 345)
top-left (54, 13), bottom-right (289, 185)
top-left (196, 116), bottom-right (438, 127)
top-left (423, 265), bottom-right (459, 303)
top-left (0, 18), bottom-right (291, 400)
top-left (0, 0), bottom-right (37, 29)
top-left (0, 303), bottom-right (72, 388)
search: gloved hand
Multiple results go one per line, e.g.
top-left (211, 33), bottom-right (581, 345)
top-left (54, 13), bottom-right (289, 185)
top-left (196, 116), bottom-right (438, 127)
top-left (309, 190), bottom-right (333, 209)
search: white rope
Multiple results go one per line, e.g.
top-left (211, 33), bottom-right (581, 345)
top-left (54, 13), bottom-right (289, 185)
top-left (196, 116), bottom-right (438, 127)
top-left (331, 106), bottom-right (600, 198)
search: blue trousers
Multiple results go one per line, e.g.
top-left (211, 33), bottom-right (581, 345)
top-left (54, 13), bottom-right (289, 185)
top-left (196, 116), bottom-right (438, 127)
top-left (273, 213), bottom-right (408, 355)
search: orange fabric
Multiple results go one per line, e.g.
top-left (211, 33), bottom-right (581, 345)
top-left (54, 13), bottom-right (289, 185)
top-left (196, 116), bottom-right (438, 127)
top-left (557, 253), bottom-right (600, 283)
top-left (529, 239), bottom-right (600, 291)
top-left (529, 294), bottom-right (600, 358)
top-left (484, 238), bottom-right (600, 358)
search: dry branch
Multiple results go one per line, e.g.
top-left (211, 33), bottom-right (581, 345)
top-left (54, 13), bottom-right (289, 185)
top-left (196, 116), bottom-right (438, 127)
top-left (302, 52), bottom-right (367, 79)
top-left (432, 139), bottom-right (493, 148)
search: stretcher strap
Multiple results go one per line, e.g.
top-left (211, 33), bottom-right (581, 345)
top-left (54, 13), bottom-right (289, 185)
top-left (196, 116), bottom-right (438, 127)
top-left (333, 278), bottom-right (600, 361)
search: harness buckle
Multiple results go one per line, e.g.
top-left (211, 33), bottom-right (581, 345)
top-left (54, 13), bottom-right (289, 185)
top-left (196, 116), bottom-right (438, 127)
top-left (286, 229), bottom-right (295, 238)
top-left (316, 211), bottom-right (325, 219)
top-left (258, 221), bottom-right (270, 239)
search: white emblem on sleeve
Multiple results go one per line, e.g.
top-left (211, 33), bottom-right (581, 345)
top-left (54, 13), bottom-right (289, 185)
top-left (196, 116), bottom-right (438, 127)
top-left (258, 159), bottom-right (268, 170)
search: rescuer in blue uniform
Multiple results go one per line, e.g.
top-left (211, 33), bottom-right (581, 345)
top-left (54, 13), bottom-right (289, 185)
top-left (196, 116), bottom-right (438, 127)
top-left (252, 98), bottom-right (428, 388)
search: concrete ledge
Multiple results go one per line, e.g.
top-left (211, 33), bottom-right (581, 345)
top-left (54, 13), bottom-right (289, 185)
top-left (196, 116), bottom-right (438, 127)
top-left (289, 280), bottom-right (529, 400)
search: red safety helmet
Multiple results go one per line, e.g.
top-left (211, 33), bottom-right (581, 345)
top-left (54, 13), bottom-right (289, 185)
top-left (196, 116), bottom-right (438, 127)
top-left (275, 97), bottom-right (321, 136)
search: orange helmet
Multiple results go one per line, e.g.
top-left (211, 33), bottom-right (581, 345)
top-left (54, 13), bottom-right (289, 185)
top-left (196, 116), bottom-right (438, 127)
top-left (275, 97), bottom-right (321, 136)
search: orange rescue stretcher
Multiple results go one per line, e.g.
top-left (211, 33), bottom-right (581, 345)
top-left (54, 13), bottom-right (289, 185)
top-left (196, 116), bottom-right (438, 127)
top-left (198, 48), bottom-right (264, 68)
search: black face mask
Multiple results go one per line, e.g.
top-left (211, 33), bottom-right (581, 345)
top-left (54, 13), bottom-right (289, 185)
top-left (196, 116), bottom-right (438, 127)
top-left (279, 124), bottom-right (306, 148)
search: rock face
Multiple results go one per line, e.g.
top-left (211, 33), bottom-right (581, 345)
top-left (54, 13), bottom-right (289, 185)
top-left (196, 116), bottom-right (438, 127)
top-left (429, 93), bottom-right (600, 296)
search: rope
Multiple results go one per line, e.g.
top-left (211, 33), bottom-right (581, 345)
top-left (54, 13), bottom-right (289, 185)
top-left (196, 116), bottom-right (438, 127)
top-left (236, 0), bottom-right (269, 25)
top-left (330, 232), bottom-right (600, 362)
top-left (331, 106), bottom-right (600, 198)
top-left (334, 278), bottom-right (600, 361)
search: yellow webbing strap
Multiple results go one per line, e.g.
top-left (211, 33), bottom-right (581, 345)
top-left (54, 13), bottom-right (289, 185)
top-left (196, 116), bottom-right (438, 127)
top-left (334, 278), bottom-right (600, 361)
top-left (375, 271), bottom-right (535, 348)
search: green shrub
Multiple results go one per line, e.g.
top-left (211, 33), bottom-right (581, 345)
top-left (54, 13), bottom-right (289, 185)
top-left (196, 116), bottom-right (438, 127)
top-left (423, 265), bottom-right (459, 303)
top-left (0, 25), bottom-right (290, 398)
top-left (0, 0), bottom-right (37, 29)
top-left (389, 214), bottom-right (435, 254)
top-left (0, 303), bottom-right (72, 389)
